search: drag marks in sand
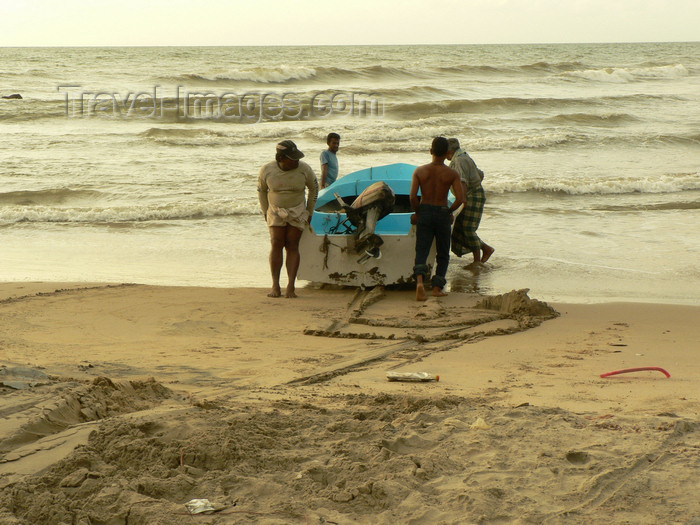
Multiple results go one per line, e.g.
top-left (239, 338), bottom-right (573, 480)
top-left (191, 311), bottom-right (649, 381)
top-left (2, 284), bottom-right (697, 523)
top-left (1, 390), bottom-right (698, 524)
top-left (295, 288), bottom-right (559, 386)
top-left (304, 288), bottom-right (558, 343)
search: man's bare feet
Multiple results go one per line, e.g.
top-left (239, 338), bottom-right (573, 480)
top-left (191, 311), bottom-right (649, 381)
top-left (416, 283), bottom-right (427, 301)
top-left (481, 244), bottom-right (495, 263)
top-left (267, 286), bottom-right (282, 298)
top-left (285, 286), bottom-right (297, 298)
top-left (432, 287), bottom-right (448, 297)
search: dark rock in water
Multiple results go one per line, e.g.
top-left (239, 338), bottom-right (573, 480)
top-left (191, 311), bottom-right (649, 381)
top-left (2, 93), bottom-right (23, 99)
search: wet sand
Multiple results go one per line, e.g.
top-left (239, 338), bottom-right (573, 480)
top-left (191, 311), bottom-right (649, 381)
top-left (0, 282), bottom-right (698, 524)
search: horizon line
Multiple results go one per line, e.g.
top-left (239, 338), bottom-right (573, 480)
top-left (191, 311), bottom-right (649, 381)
top-left (1, 40), bottom-right (699, 49)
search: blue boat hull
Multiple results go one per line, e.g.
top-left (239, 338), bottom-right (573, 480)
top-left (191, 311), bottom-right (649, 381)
top-left (298, 163), bottom-right (445, 287)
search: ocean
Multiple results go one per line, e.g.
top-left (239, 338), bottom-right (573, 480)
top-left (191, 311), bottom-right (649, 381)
top-left (1, 43), bottom-right (699, 304)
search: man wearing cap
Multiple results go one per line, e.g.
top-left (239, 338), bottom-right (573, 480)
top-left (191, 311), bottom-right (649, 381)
top-left (446, 137), bottom-right (495, 264)
top-left (258, 140), bottom-right (319, 298)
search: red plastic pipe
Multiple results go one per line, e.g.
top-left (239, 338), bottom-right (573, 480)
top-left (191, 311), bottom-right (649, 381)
top-left (600, 367), bottom-right (670, 378)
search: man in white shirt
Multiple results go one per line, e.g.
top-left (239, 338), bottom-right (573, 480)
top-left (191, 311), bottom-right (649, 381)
top-left (258, 140), bottom-right (319, 298)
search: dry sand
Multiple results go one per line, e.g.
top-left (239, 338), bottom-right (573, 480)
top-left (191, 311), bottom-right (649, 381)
top-left (0, 282), bottom-right (698, 524)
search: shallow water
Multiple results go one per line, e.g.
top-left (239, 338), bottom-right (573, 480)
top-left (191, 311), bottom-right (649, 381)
top-left (1, 43), bottom-right (699, 304)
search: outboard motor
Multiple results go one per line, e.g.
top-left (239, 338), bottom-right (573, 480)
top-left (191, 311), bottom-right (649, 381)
top-left (334, 181), bottom-right (395, 263)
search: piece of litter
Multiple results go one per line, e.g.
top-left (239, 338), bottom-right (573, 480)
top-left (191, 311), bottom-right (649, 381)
top-left (184, 499), bottom-right (216, 515)
top-left (471, 417), bottom-right (490, 430)
top-left (386, 372), bottom-right (439, 382)
top-left (600, 367), bottom-right (670, 379)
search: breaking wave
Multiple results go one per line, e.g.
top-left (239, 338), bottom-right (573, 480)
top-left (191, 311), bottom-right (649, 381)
top-left (593, 200), bottom-right (700, 211)
top-left (158, 62), bottom-right (692, 87)
top-left (546, 112), bottom-right (639, 125)
top-left (0, 201), bottom-right (260, 225)
top-left (0, 188), bottom-right (104, 206)
top-left (138, 127), bottom-right (252, 146)
top-left (388, 93), bottom-right (674, 118)
top-left (488, 173), bottom-right (700, 195)
top-left (561, 64), bottom-right (689, 83)
top-left (161, 64), bottom-right (433, 85)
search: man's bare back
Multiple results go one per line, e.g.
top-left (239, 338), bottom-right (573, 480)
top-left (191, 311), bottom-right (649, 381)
top-left (410, 162), bottom-right (463, 213)
top-left (410, 138), bottom-right (466, 301)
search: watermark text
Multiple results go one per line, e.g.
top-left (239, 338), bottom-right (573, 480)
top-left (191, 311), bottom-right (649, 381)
top-left (58, 86), bottom-right (384, 122)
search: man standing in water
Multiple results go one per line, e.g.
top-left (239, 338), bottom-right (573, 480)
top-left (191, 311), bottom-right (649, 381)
top-left (410, 137), bottom-right (465, 301)
top-left (446, 137), bottom-right (495, 264)
top-left (258, 140), bottom-right (319, 298)
top-left (320, 132), bottom-right (340, 188)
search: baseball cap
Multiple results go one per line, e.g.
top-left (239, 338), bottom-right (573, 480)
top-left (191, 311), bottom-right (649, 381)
top-left (276, 140), bottom-right (305, 160)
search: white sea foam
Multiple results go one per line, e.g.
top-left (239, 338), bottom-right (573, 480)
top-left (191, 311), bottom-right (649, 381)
top-left (562, 63), bottom-right (689, 83)
top-left (216, 66), bottom-right (318, 83)
top-left (487, 172), bottom-right (700, 195)
top-left (0, 201), bottom-right (260, 225)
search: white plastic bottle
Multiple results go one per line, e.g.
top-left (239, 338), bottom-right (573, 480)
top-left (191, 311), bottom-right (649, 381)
top-left (386, 371), bottom-right (439, 382)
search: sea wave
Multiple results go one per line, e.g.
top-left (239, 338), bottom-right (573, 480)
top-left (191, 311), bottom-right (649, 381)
top-left (160, 64), bottom-right (430, 85)
top-left (369, 85), bottom-right (455, 98)
top-left (379, 128), bottom-right (699, 152)
top-left (488, 172), bottom-right (700, 195)
top-left (0, 201), bottom-right (260, 225)
top-left (561, 64), bottom-right (689, 83)
top-left (593, 201), bottom-right (700, 212)
top-left (141, 127), bottom-right (229, 139)
top-left (519, 60), bottom-right (587, 72)
top-left (451, 129), bottom-right (696, 151)
top-left (546, 112), bottom-right (638, 126)
top-left (389, 97), bottom-right (559, 117)
top-left (435, 64), bottom-right (505, 75)
top-left (466, 132), bottom-right (588, 150)
top-left (138, 125), bottom-right (308, 146)
top-left (138, 127), bottom-right (252, 146)
top-left (176, 65), bottom-right (318, 84)
top-left (2, 90), bottom-right (680, 126)
top-left (0, 188), bottom-right (103, 206)
top-left (158, 61), bottom-right (692, 87)
top-left (388, 93), bottom-right (672, 118)
top-left (646, 133), bottom-right (700, 146)
top-left (0, 100), bottom-right (66, 123)
top-left (437, 60), bottom-right (588, 75)
top-left (339, 130), bottom-right (586, 154)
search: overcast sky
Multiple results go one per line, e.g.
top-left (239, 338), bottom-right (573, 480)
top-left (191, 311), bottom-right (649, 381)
top-left (1, 0), bottom-right (698, 46)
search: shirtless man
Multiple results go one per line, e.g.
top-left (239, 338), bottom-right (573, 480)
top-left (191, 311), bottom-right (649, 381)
top-left (410, 137), bottom-right (466, 301)
top-left (258, 140), bottom-right (319, 298)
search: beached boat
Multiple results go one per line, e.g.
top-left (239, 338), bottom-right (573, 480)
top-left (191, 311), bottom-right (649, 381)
top-left (298, 163), bottom-right (446, 287)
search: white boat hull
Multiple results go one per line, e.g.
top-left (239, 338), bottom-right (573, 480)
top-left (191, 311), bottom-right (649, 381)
top-left (298, 225), bottom-right (437, 287)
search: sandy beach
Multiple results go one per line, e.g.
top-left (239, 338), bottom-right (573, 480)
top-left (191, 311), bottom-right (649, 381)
top-left (0, 282), bottom-right (698, 524)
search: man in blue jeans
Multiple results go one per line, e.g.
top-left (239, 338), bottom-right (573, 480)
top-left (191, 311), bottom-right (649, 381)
top-left (410, 137), bottom-right (466, 301)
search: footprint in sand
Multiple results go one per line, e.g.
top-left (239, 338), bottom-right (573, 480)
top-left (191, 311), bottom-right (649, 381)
top-left (565, 450), bottom-right (591, 465)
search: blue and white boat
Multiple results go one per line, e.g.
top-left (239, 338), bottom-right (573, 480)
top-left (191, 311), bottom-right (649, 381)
top-left (298, 162), bottom-right (446, 287)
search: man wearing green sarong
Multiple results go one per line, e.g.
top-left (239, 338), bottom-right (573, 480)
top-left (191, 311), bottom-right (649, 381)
top-left (446, 138), bottom-right (495, 264)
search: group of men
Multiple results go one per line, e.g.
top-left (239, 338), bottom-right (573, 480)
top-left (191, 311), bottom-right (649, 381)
top-left (257, 134), bottom-right (494, 300)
